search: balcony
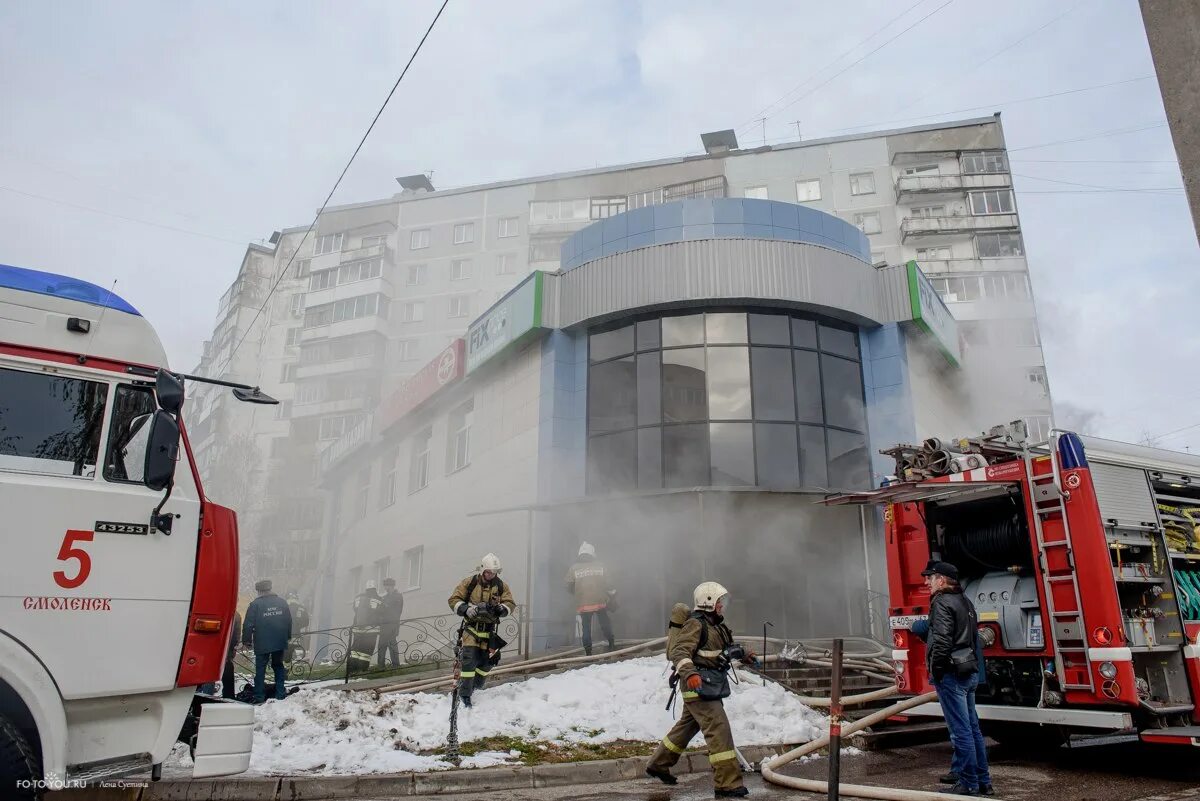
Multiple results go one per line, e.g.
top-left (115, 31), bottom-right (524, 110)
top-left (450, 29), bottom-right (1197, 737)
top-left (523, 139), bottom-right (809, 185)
top-left (895, 173), bottom-right (1012, 202)
top-left (304, 276), bottom-right (393, 308)
top-left (340, 243), bottom-right (390, 264)
top-left (913, 257), bottom-right (1028, 274)
top-left (901, 214), bottom-right (1019, 242)
top-left (299, 314), bottom-right (389, 343)
top-left (291, 396), bottom-right (373, 420)
top-left (296, 353), bottom-right (383, 381)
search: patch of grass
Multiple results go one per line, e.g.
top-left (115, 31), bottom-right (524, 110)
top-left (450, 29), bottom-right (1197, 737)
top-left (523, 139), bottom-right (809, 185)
top-left (450, 736), bottom-right (657, 766)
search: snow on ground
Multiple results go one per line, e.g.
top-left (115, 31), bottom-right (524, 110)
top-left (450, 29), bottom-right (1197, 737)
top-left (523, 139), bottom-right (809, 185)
top-left (174, 656), bottom-right (827, 777)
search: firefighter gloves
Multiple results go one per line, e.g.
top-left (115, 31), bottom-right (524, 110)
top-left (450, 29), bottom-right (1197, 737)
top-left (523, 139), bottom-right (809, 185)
top-left (686, 674), bottom-right (702, 691)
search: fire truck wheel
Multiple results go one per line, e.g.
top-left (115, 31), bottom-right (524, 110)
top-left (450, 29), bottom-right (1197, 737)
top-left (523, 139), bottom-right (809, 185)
top-left (0, 712), bottom-right (40, 800)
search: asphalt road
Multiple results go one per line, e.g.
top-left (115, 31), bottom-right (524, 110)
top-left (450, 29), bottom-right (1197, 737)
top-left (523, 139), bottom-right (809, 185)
top-left (360, 739), bottom-right (1200, 801)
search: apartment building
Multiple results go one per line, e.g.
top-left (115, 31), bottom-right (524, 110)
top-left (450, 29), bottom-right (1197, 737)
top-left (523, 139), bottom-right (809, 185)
top-left (194, 114), bottom-right (1051, 602)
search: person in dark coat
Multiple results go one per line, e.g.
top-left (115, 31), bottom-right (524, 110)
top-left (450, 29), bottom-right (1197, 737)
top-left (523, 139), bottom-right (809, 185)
top-left (242, 579), bottom-right (292, 703)
top-left (377, 577), bottom-right (405, 669)
top-left (920, 561), bottom-right (993, 797)
top-left (349, 581), bottom-right (383, 672)
top-left (222, 610), bottom-right (242, 699)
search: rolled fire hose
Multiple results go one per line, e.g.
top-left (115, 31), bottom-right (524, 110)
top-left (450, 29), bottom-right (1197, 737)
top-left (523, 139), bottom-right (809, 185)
top-left (762, 691), bottom-right (981, 800)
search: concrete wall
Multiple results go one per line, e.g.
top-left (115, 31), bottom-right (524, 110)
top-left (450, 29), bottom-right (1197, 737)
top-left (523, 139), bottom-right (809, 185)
top-left (1141, 0), bottom-right (1200, 242)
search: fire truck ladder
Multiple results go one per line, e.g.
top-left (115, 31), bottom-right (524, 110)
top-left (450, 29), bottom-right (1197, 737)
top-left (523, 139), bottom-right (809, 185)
top-left (1025, 435), bottom-right (1095, 694)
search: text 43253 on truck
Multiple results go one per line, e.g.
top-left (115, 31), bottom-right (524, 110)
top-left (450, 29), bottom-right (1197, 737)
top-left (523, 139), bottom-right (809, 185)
top-left (0, 265), bottom-right (275, 794)
top-left (827, 422), bottom-right (1200, 747)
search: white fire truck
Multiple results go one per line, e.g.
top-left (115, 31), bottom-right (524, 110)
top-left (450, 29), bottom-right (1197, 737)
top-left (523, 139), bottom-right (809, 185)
top-left (0, 265), bottom-right (272, 793)
top-left (828, 422), bottom-right (1200, 746)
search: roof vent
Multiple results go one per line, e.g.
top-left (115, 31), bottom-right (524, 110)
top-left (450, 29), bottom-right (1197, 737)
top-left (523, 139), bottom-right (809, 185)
top-left (701, 129), bottom-right (739, 155)
top-left (396, 174), bottom-right (435, 194)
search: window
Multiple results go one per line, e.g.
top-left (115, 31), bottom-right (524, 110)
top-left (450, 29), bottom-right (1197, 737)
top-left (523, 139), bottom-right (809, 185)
top-left (853, 212), bottom-right (881, 235)
top-left (309, 269), bottom-right (335, 291)
top-left (755, 423), bottom-right (799, 488)
top-left (409, 427), bottom-right (432, 493)
top-left (290, 294), bottom-right (305, 317)
top-left (664, 176), bottom-right (726, 201)
top-left (529, 199), bottom-right (589, 223)
top-left (916, 246), bottom-right (952, 261)
top-left (403, 546), bottom-right (424, 590)
top-left (1027, 366), bottom-right (1049, 397)
top-left (709, 422), bottom-right (755, 486)
top-left (313, 233), bottom-right (344, 255)
top-left (628, 188), bottom-right (664, 210)
top-left (303, 294), bottom-right (385, 328)
top-left (976, 232), bottom-right (1024, 258)
top-left (496, 253), bottom-right (517, 275)
top-left (529, 236), bottom-right (567, 263)
top-left (587, 430), bottom-right (636, 493)
top-left (374, 557), bottom-right (390, 589)
top-left (910, 205), bottom-right (945, 219)
top-left (380, 445), bottom-right (399, 509)
top-left (453, 222), bottom-right (474, 245)
top-left (1, 369), bottom-right (109, 474)
top-left (285, 327), bottom-right (302, 347)
top-left (448, 295), bottom-right (470, 318)
top-left (588, 357), bottom-right (636, 433)
top-left (296, 382), bottom-right (322, 404)
top-left (450, 259), bottom-right (472, 280)
top-left (498, 217), bottom-right (519, 238)
top-left (407, 264), bottom-right (427, 285)
top-left (400, 301), bottom-right (425, 323)
top-left (821, 354), bottom-right (866, 431)
top-left (795, 179), bottom-right (821, 202)
top-left (351, 466), bottom-right (370, 523)
top-left (1009, 319), bottom-right (1041, 347)
top-left (446, 399), bottom-right (473, 473)
top-left (410, 229), bottom-right (431, 250)
top-left (706, 347), bottom-right (751, 419)
top-left (337, 258), bottom-right (382, 284)
top-left (663, 424), bottom-right (708, 487)
top-left (744, 186), bottom-right (769, 200)
top-left (275, 400), bottom-right (292, 420)
top-left (103, 384), bottom-right (156, 483)
top-left (981, 272), bottom-right (1030, 300)
top-left (961, 151), bottom-right (1008, 174)
top-left (395, 339), bottom-right (419, 361)
top-left (903, 164), bottom-right (940, 176)
top-left (969, 190), bottom-right (1015, 215)
top-left (280, 363), bottom-right (297, 383)
top-left (318, 414), bottom-right (363, 441)
top-left (360, 235), bottom-right (385, 248)
top-left (849, 172), bottom-right (876, 195)
top-left (296, 259), bottom-right (311, 277)
top-left (590, 197), bottom-right (627, 219)
top-left (589, 324), bottom-right (635, 363)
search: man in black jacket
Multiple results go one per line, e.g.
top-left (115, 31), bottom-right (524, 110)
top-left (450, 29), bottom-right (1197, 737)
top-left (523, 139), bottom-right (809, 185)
top-left (377, 577), bottom-right (405, 669)
top-left (923, 561), bottom-right (992, 797)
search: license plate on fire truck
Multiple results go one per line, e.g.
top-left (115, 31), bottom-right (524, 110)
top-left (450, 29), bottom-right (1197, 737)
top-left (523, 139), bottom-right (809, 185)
top-left (889, 615), bottom-right (928, 630)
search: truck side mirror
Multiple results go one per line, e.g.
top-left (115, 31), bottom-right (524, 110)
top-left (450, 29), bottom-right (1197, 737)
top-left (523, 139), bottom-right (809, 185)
top-left (155, 369), bottom-right (185, 415)
top-left (143, 409), bottom-right (180, 492)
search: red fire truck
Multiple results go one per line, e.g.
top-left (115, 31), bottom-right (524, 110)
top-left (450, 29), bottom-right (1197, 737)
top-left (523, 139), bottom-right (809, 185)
top-left (828, 423), bottom-right (1200, 746)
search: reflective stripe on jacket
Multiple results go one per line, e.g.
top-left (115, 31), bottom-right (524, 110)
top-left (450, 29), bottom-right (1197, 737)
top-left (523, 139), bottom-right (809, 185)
top-left (448, 574), bottom-right (516, 648)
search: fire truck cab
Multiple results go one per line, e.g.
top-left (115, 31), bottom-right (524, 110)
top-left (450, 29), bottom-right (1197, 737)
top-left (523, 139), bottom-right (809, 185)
top-left (0, 265), bottom-right (257, 790)
top-left (829, 422), bottom-right (1200, 746)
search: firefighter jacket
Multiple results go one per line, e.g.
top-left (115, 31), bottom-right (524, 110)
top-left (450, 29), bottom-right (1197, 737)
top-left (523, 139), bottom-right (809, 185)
top-left (565, 555), bottom-right (613, 612)
top-left (379, 590), bottom-right (405, 626)
top-left (926, 587), bottom-right (978, 680)
top-left (448, 574), bottom-right (516, 649)
top-left (288, 599), bottom-right (310, 632)
top-left (353, 589), bottom-right (382, 628)
top-left (668, 611), bottom-right (732, 685)
top-left (243, 593), bottom-right (292, 655)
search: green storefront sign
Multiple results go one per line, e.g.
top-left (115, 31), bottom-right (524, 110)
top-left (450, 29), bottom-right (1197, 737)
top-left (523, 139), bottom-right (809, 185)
top-left (466, 270), bottom-right (546, 373)
top-left (906, 260), bottom-right (960, 367)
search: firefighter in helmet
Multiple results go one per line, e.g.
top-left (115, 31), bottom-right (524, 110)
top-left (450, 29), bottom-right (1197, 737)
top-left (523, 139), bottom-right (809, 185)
top-left (646, 581), bottom-right (754, 798)
top-left (448, 553), bottom-right (516, 707)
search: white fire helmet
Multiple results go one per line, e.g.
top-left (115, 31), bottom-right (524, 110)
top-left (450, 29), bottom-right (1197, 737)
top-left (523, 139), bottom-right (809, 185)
top-left (578, 542), bottom-right (596, 558)
top-left (365, 580), bottom-right (377, 590)
top-left (477, 553), bottom-right (503, 575)
top-left (693, 581), bottom-right (729, 612)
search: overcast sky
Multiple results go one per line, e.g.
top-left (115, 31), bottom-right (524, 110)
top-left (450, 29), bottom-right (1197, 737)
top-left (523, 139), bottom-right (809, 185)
top-left (2, 0), bottom-right (1197, 450)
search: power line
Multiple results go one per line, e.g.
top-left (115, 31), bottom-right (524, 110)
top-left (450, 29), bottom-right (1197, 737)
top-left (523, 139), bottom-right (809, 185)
top-left (1019, 188), bottom-right (1184, 195)
top-left (735, 0), bottom-right (931, 135)
top-left (0, 184), bottom-right (250, 245)
top-left (1012, 172), bottom-right (1184, 192)
top-left (1011, 158), bottom-right (1179, 165)
top-left (1008, 122), bottom-right (1169, 152)
top-left (227, 0), bottom-right (450, 365)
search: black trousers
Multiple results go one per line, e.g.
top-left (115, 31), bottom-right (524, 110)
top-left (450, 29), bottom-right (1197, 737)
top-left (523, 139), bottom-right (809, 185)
top-left (221, 656), bottom-right (236, 699)
top-left (581, 609), bottom-right (615, 651)
top-left (458, 645), bottom-right (491, 699)
top-left (377, 623), bottom-right (400, 668)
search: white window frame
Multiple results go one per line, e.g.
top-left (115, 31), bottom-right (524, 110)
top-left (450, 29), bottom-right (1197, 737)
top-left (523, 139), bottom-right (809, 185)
top-left (410, 229), bottom-right (431, 250)
top-left (969, 190), bottom-right (1015, 216)
top-left (903, 164), bottom-right (941, 176)
top-left (407, 264), bottom-right (427, 285)
top-left (453, 222), bottom-right (474, 245)
top-left (403, 546), bottom-right (424, 591)
top-left (400, 301), bottom-right (425, 323)
top-left (313, 233), bottom-right (344, 256)
top-left (450, 259), bottom-right (472, 281)
top-left (975, 232), bottom-right (1024, 258)
top-left (290, 294), bottom-right (305, 317)
top-left (910, 205), bottom-right (946, 219)
top-left (446, 399), bottom-right (473, 473)
top-left (961, 151), bottom-right (1008, 175)
top-left (396, 339), bottom-right (419, 362)
top-left (496, 253), bottom-right (517, 275)
top-left (285, 327), bottom-right (302, 347)
top-left (360, 235), bottom-right (386, 248)
top-left (409, 427), bottom-right (432, 494)
top-left (590, 197), bottom-right (628, 220)
top-left (380, 445), bottom-right (399, 509)
top-left (795, 179), bottom-right (821, 203)
top-left (627, 188), bottom-right (664, 210)
top-left (849, 172), bottom-right (876, 196)
top-left (744, 186), bottom-right (769, 200)
top-left (498, 217), bottom-right (519, 238)
top-left (448, 295), bottom-right (470, 318)
top-left (853, 212), bottom-right (882, 235)
top-left (529, 199), bottom-right (590, 224)
top-left (916, 245), bottom-right (952, 261)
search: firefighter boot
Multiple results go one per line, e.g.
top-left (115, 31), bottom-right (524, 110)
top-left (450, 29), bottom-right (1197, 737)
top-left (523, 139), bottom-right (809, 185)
top-left (715, 788), bottom-right (750, 798)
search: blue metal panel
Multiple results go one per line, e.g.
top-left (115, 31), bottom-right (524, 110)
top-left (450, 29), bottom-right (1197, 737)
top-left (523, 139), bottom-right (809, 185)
top-left (0, 264), bottom-right (141, 315)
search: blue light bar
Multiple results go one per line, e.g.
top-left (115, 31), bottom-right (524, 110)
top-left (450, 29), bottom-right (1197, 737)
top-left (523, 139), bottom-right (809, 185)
top-left (0, 264), bottom-right (141, 316)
